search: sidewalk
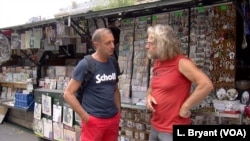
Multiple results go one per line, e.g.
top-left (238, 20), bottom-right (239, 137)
top-left (0, 121), bottom-right (41, 141)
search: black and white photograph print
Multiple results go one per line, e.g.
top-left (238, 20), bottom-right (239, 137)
top-left (29, 31), bottom-right (35, 48)
top-left (53, 103), bottom-right (62, 122)
top-left (53, 122), bottom-right (64, 141)
top-left (11, 33), bottom-right (21, 49)
top-left (63, 127), bottom-right (76, 141)
top-left (42, 94), bottom-right (52, 116)
top-left (241, 91), bottom-right (250, 105)
top-left (34, 102), bottom-right (42, 120)
top-left (74, 112), bottom-right (81, 125)
top-left (63, 106), bottom-right (73, 127)
top-left (33, 118), bottom-right (44, 136)
top-left (43, 118), bottom-right (53, 139)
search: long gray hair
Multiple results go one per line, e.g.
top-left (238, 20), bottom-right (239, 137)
top-left (147, 24), bottom-right (181, 60)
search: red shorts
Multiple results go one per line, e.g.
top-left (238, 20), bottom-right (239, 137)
top-left (81, 113), bottom-right (120, 141)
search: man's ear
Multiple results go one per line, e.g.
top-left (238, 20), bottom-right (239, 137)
top-left (93, 42), bottom-right (99, 48)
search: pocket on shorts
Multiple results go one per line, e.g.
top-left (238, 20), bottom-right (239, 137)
top-left (83, 115), bottom-right (92, 126)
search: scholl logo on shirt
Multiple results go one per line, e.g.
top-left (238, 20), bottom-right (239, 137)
top-left (96, 73), bottom-right (116, 83)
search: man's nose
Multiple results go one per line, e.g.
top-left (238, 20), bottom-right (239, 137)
top-left (111, 43), bottom-right (115, 49)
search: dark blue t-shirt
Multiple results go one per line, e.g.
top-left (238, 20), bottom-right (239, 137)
top-left (72, 56), bottom-right (120, 118)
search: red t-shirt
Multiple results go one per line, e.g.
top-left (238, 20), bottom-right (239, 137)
top-left (150, 55), bottom-right (191, 133)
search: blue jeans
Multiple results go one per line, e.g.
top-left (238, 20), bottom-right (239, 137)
top-left (149, 126), bottom-right (173, 141)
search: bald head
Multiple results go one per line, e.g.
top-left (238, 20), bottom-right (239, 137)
top-left (92, 28), bottom-right (113, 42)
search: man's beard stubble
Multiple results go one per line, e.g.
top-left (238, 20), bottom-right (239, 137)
top-left (147, 52), bottom-right (158, 60)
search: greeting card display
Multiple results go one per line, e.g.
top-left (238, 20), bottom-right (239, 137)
top-left (118, 18), bottom-right (135, 102)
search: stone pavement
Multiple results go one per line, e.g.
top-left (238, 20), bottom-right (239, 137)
top-left (0, 121), bottom-right (41, 141)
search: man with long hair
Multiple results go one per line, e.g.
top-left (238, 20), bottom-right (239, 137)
top-left (145, 24), bottom-right (214, 141)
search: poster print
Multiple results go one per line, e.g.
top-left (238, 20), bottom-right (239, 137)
top-left (11, 33), bottom-right (21, 49)
top-left (33, 118), bottom-right (44, 137)
top-left (63, 126), bottom-right (76, 141)
top-left (53, 122), bottom-right (64, 141)
top-left (74, 112), bottom-right (81, 125)
top-left (20, 33), bottom-right (26, 49)
top-left (53, 104), bottom-right (62, 122)
top-left (43, 118), bottom-right (53, 139)
top-left (42, 94), bottom-right (52, 116)
top-left (33, 28), bottom-right (42, 48)
top-left (63, 106), bottom-right (73, 127)
top-left (74, 125), bottom-right (81, 141)
top-left (0, 87), bottom-right (7, 99)
top-left (34, 102), bottom-right (42, 120)
top-left (25, 30), bottom-right (32, 49)
top-left (6, 87), bottom-right (13, 100)
top-left (29, 31), bottom-right (35, 48)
